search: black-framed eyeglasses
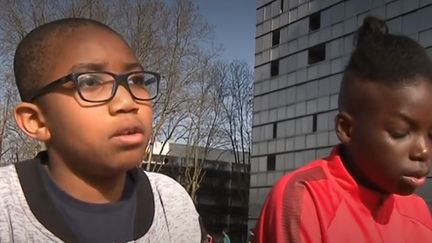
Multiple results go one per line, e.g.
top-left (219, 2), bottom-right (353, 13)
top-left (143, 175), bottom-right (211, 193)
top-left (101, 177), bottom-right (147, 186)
top-left (27, 71), bottom-right (160, 102)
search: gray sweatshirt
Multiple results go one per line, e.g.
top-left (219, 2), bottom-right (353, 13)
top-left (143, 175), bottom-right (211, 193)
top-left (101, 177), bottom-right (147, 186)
top-left (0, 155), bottom-right (201, 243)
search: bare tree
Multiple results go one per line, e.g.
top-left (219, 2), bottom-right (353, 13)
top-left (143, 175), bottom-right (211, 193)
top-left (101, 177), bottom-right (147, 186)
top-left (213, 61), bottom-right (253, 208)
top-left (126, 0), bottom-right (222, 174)
top-left (179, 61), bottom-right (228, 202)
top-left (220, 61), bottom-right (253, 164)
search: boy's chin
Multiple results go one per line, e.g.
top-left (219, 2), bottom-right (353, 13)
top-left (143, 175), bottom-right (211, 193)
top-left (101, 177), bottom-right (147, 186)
top-left (93, 160), bottom-right (141, 177)
top-left (392, 183), bottom-right (418, 196)
top-left (393, 189), bottom-right (416, 196)
top-left (98, 153), bottom-right (144, 172)
top-left (110, 158), bottom-right (142, 171)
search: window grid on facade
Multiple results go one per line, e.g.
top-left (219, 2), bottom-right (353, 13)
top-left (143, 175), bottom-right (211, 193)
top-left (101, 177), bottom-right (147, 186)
top-left (271, 60), bottom-right (279, 76)
top-left (309, 12), bottom-right (321, 31)
top-left (273, 123), bottom-right (277, 138)
top-left (308, 43), bottom-right (326, 64)
top-left (267, 154), bottom-right (276, 171)
top-left (272, 29), bottom-right (280, 46)
top-left (312, 114), bottom-right (318, 132)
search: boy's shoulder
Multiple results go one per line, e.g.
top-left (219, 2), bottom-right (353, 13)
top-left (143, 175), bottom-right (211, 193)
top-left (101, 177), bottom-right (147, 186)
top-left (394, 193), bottom-right (432, 228)
top-left (0, 163), bottom-right (20, 196)
top-left (145, 171), bottom-right (183, 188)
top-left (0, 163), bottom-right (16, 176)
top-left (144, 171), bottom-right (192, 202)
top-left (264, 157), bottom-right (333, 208)
top-left (271, 147), bottom-right (358, 195)
top-left (272, 158), bottom-right (331, 192)
top-left (0, 163), bottom-right (18, 174)
top-left (141, 171), bottom-right (201, 241)
top-left (265, 149), bottom-right (348, 210)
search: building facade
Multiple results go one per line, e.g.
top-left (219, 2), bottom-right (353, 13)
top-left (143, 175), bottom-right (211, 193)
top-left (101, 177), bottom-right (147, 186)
top-left (149, 142), bottom-right (250, 242)
top-left (250, 0), bottom-right (432, 229)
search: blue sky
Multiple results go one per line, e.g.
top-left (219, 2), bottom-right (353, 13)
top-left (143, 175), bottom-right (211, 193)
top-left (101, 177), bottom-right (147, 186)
top-left (194, 1), bottom-right (256, 67)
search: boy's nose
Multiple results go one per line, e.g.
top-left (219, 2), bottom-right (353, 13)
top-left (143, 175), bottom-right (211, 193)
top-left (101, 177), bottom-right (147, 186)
top-left (108, 86), bottom-right (139, 114)
top-left (410, 138), bottom-right (430, 162)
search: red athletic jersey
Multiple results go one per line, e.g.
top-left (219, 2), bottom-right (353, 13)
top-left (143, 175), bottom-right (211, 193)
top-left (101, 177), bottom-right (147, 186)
top-left (254, 147), bottom-right (432, 243)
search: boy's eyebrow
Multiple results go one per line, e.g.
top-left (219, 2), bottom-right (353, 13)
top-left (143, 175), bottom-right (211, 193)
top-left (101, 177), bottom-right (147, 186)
top-left (392, 111), bottom-right (416, 127)
top-left (69, 62), bottom-right (107, 72)
top-left (124, 62), bottom-right (144, 71)
top-left (68, 62), bottom-right (143, 72)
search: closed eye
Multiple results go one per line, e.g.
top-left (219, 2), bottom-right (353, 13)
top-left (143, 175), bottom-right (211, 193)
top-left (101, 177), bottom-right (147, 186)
top-left (388, 130), bottom-right (409, 139)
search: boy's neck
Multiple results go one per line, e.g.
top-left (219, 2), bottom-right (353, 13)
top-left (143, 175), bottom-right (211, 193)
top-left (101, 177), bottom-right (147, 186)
top-left (339, 145), bottom-right (388, 195)
top-left (43, 150), bottom-right (128, 204)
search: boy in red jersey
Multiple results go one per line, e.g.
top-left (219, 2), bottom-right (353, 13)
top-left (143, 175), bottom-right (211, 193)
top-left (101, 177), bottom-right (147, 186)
top-left (254, 16), bottom-right (432, 243)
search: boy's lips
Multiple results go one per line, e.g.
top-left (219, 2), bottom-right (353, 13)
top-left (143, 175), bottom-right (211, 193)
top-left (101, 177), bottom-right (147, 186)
top-left (402, 171), bottom-right (428, 188)
top-left (111, 126), bottom-right (145, 146)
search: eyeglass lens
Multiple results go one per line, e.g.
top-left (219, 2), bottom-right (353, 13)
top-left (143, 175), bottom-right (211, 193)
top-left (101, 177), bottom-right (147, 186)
top-left (76, 72), bottom-right (158, 101)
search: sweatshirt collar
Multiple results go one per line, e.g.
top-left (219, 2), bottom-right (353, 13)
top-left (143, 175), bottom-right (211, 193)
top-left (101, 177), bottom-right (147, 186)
top-left (15, 151), bottom-right (155, 241)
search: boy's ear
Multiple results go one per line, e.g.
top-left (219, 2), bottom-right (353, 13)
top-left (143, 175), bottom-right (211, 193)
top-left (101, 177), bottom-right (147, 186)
top-left (14, 102), bottom-right (51, 142)
top-left (335, 112), bottom-right (353, 144)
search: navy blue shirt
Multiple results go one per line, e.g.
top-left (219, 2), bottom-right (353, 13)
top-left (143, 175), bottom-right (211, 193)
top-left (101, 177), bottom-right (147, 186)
top-left (39, 163), bottom-right (137, 243)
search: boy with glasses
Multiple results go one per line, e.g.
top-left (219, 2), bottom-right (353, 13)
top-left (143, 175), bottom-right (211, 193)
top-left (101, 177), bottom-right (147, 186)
top-left (0, 18), bottom-right (201, 242)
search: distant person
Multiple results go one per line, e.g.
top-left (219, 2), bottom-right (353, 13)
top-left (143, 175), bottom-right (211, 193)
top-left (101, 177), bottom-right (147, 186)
top-left (247, 228), bottom-right (255, 243)
top-left (200, 216), bottom-right (214, 243)
top-left (254, 16), bottom-right (432, 242)
top-left (206, 234), bottom-right (214, 243)
top-left (0, 18), bottom-right (200, 242)
top-left (222, 227), bottom-right (231, 243)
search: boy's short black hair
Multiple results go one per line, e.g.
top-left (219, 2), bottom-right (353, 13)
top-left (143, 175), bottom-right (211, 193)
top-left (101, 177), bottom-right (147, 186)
top-left (338, 16), bottom-right (432, 112)
top-left (14, 18), bottom-right (120, 102)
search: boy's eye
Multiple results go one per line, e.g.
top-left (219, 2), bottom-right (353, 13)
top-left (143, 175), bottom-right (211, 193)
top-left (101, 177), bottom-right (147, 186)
top-left (77, 74), bottom-right (104, 89)
top-left (128, 73), bottom-right (149, 87)
top-left (128, 73), bottom-right (156, 87)
top-left (388, 130), bottom-right (408, 139)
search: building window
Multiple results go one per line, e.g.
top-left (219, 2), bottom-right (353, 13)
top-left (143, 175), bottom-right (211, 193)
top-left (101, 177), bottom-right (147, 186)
top-left (273, 123), bottom-right (277, 138)
top-left (280, 0), bottom-right (284, 12)
top-left (271, 60), bottom-right (279, 76)
top-left (267, 154), bottom-right (276, 171)
top-left (308, 44), bottom-right (326, 64)
top-left (263, 4), bottom-right (271, 21)
top-left (309, 12), bottom-right (321, 31)
top-left (272, 29), bottom-right (280, 46)
top-left (312, 114), bottom-right (317, 132)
